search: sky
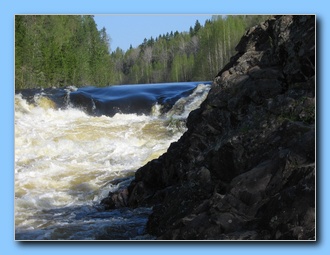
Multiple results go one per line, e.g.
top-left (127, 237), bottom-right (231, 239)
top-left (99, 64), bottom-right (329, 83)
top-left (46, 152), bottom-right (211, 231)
top-left (93, 15), bottom-right (212, 52)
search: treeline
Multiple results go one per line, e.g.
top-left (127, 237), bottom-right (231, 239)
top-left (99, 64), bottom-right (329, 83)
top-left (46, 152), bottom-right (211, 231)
top-left (15, 15), bottom-right (114, 89)
top-left (15, 15), bottom-right (269, 89)
top-left (118, 15), bottom-right (269, 85)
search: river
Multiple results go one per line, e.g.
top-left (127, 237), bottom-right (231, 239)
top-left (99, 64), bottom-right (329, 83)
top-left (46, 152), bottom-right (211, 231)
top-left (14, 81), bottom-right (211, 240)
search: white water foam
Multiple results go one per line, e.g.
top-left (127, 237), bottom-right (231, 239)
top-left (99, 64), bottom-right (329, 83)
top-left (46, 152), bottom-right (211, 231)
top-left (14, 83), bottom-right (210, 239)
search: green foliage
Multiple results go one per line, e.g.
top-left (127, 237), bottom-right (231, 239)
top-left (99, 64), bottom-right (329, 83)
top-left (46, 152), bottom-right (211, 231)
top-left (15, 15), bottom-right (270, 89)
top-left (15, 15), bottom-right (114, 89)
top-left (115, 15), bottom-right (270, 85)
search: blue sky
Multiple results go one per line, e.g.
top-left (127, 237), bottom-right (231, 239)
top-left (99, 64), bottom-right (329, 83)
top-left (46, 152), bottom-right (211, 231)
top-left (94, 15), bottom-right (211, 52)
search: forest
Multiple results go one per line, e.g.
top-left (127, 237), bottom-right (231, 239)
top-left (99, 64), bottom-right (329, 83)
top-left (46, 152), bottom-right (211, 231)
top-left (15, 15), bottom-right (269, 89)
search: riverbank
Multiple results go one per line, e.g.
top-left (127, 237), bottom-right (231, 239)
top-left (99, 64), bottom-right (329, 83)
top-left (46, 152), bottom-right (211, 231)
top-left (102, 15), bottom-right (316, 240)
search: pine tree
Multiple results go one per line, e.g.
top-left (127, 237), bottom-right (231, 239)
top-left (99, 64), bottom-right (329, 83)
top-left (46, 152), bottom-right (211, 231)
top-left (15, 15), bottom-right (270, 89)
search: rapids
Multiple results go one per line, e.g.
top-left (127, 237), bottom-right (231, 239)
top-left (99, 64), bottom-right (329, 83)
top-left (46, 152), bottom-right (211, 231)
top-left (14, 82), bottom-right (211, 240)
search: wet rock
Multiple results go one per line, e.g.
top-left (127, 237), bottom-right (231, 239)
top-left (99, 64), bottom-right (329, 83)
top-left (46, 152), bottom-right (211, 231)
top-left (101, 188), bottom-right (129, 209)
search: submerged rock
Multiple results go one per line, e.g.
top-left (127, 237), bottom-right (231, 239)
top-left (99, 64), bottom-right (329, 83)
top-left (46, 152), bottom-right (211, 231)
top-left (101, 15), bottom-right (315, 240)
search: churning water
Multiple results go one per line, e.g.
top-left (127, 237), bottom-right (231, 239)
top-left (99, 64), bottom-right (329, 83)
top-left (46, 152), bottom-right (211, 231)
top-left (15, 82), bottom-right (211, 240)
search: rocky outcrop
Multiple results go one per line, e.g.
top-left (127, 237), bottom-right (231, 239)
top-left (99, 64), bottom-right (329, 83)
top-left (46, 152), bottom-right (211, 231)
top-left (101, 15), bottom-right (315, 240)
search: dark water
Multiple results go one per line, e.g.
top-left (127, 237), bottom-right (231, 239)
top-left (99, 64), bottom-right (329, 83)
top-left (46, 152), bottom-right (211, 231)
top-left (15, 81), bottom-right (211, 240)
top-left (16, 81), bottom-right (211, 116)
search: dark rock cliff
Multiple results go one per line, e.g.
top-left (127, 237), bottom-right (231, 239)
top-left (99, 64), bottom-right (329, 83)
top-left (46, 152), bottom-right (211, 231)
top-left (101, 15), bottom-right (316, 240)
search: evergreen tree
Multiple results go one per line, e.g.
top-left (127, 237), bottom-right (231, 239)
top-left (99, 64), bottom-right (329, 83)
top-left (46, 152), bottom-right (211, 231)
top-left (15, 15), bottom-right (115, 89)
top-left (15, 15), bottom-right (270, 89)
